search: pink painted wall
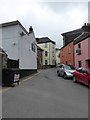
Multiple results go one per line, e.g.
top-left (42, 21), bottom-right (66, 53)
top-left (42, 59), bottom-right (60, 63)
top-left (74, 38), bottom-right (90, 69)
top-left (88, 37), bottom-right (90, 58)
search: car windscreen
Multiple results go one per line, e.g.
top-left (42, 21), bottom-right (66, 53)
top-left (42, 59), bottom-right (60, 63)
top-left (88, 68), bottom-right (90, 73)
top-left (65, 65), bottom-right (72, 70)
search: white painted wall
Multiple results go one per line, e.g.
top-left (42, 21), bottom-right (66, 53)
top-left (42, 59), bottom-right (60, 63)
top-left (1, 23), bottom-right (37, 69)
top-left (0, 25), bottom-right (2, 48)
top-left (18, 25), bottom-right (37, 69)
top-left (2, 25), bottom-right (18, 60)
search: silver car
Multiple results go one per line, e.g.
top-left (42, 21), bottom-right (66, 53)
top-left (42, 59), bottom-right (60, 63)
top-left (57, 64), bottom-right (75, 79)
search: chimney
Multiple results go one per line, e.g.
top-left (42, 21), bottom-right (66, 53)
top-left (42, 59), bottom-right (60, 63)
top-left (82, 23), bottom-right (90, 32)
top-left (84, 23), bottom-right (86, 26)
top-left (29, 26), bottom-right (33, 33)
top-left (87, 23), bottom-right (90, 26)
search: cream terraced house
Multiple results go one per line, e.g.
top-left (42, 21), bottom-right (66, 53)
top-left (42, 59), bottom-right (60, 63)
top-left (55, 48), bottom-right (60, 65)
top-left (36, 37), bottom-right (56, 68)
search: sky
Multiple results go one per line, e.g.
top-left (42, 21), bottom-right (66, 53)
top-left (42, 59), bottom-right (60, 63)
top-left (0, 0), bottom-right (89, 48)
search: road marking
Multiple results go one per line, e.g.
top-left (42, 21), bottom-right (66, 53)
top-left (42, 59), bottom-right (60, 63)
top-left (20, 71), bottom-right (41, 84)
top-left (1, 87), bottom-right (11, 93)
top-left (0, 88), bottom-right (2, 93)
top-left (1, 71), bottom-right (41, 93)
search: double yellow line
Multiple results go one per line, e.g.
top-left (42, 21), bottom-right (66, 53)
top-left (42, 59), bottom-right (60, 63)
top-left (0, 71), bottom-right (41, 93)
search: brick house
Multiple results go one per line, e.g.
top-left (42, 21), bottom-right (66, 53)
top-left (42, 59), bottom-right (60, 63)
top-left (60, 28), bottom-right (83, 66)
top-left (74, 23), bottom-right (90, 69)
top-left (60, 42), bottom-right (74, 65)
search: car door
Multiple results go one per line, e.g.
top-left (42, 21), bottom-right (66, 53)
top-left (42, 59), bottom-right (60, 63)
top-left (60, 65), bottom-right (64, 76)
top-left (81, 71), bottom-right (89, 85)
top-left (78, 69), bottom-right (88, 85)
top-left (58, 65), bottom-right (63, 76)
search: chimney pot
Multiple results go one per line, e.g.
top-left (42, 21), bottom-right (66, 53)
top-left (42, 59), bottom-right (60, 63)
top-left (84, 23), bottom-right (86, 26)
top-left (29, 26), bottom-right (33, 33)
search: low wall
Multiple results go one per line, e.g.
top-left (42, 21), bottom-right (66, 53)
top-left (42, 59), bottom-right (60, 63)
top-left (20, 69), bottom-right (37, 78)
top-left (2, 68), bottom-right (37, 86)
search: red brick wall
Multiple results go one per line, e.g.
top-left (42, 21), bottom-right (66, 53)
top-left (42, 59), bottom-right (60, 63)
top-left (60, 42), bottom-right (74, 65)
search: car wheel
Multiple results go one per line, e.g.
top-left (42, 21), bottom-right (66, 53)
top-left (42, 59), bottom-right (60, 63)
top-left (57, 71), bottom-right (60, 76)
top-left (63, 73), bottom-right (67, 79)
top-left (73, 76), bottom-right (77, 83)
top-left (88, 81), bottom-right (90, 89)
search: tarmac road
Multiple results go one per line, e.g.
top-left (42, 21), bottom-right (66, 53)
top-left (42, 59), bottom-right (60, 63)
top-left (2, 68), bottom-right (88, 118)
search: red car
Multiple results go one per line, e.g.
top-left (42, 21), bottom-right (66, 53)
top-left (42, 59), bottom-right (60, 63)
top-left (73, 67), bottom-right (90, 88)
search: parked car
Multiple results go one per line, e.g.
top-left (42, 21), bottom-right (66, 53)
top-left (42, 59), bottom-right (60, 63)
top-left (73, 67), bottom-right (90, 88)
top-left (56, 64), bottom-right (75, 79)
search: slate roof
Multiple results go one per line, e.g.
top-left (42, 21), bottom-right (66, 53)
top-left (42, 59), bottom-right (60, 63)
top-left (0, 20), bottom-right (29, 35)
top-left (37, 46), bottom-right (44, 51)
top-left (61, 28), bottom-right (83, 36)
top-left (0, 48), bottom-right (7, 55)
top-left (36, 37), bottom-right (56, 44)
top-left (74, 32), bottom-right (90, 45)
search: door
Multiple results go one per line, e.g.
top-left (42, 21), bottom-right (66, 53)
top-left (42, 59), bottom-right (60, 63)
top-left (58, 65), bottom-right (63, 76)
top-left (77, 69), bottom-right (89, 85)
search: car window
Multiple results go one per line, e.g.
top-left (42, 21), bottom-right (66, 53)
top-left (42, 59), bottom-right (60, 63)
top-left (68, 65), bottom-right (75, 69)
top-left (59, 65), bottom-right (63, 68)
top-left (88, 68), bottom-right (90, 73)
top-left (57, 65), bottom-right (63, 68)
top-left (78, 68), bottom-right (87, 74)
top-left (65, 65), bottom-right (71, 70)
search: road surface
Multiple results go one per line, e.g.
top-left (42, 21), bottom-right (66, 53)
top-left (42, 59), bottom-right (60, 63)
top-left (2, 68), bottom-right (88, 118)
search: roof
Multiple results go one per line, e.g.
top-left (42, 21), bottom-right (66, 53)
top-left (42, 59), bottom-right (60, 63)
top-left (37, 46), bottom-right (44, 51)
top-left (61, 28), bottom-right (83, 36)
top-left (0, 48), bottom-right (7, 55)
top-left (55, 48), bottom-right (60, 50)
top-left (36, 37), bottom-right (56, 44)
top-left (74, 32), bottom-right (90, 45)
top-left (0, 20), bottom-right (29, 35)
top-left (1, 20), bottom-right (19, 27)
top-left (60, 39), bottom-right (74, 50)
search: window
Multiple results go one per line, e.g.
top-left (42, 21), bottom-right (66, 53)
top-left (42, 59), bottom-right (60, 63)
top-left (52, 51), bottom-right (54, 57)
top-left (76, 43), bottom-right (81, 55)
top-left (57, 52), bottom-right (60, 58)
top-left (45, 60), bottom-right (48, 65)
top-left (68, 45), bottom-right (71, 54)
top-left (65, 65), bottom-right (72, 70)
top-left (58, 65), bottom-right (63, 68)
top-left (66, 61), bottom-right (67, 64)
top-left (31, 43), bottom-right (35, 52)
top-left (78, 61), bottom-right (82, 67)
top-left (45, 43), bottom-right (47, 48)
top-left (78, 43), bottom-right (81, 48)
top-left (45, 51), bottom-right (48, 56)
top-left (77, 68), bottom-right (87, 74)
top-left (62, 49), bottom-right (64, 57)
top-left (52, 60), bottom-right (55, 64)
top-left (52, 45), bottom-right (54, 49)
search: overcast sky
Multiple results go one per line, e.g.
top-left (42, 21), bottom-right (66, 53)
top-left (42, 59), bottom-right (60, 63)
top-left (0, 0), bottom-right (89, 48)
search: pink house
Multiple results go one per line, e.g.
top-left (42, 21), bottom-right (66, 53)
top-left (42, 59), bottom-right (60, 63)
top-left (74, 23), bottom-right (90, 69)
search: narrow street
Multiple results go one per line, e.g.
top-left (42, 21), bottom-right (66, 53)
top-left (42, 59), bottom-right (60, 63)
top-left (2, 68), bottom-right (88, 118)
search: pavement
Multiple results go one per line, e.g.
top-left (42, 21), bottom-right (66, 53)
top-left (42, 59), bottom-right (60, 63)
top-left (1, 69), bottom-right (42, 93)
